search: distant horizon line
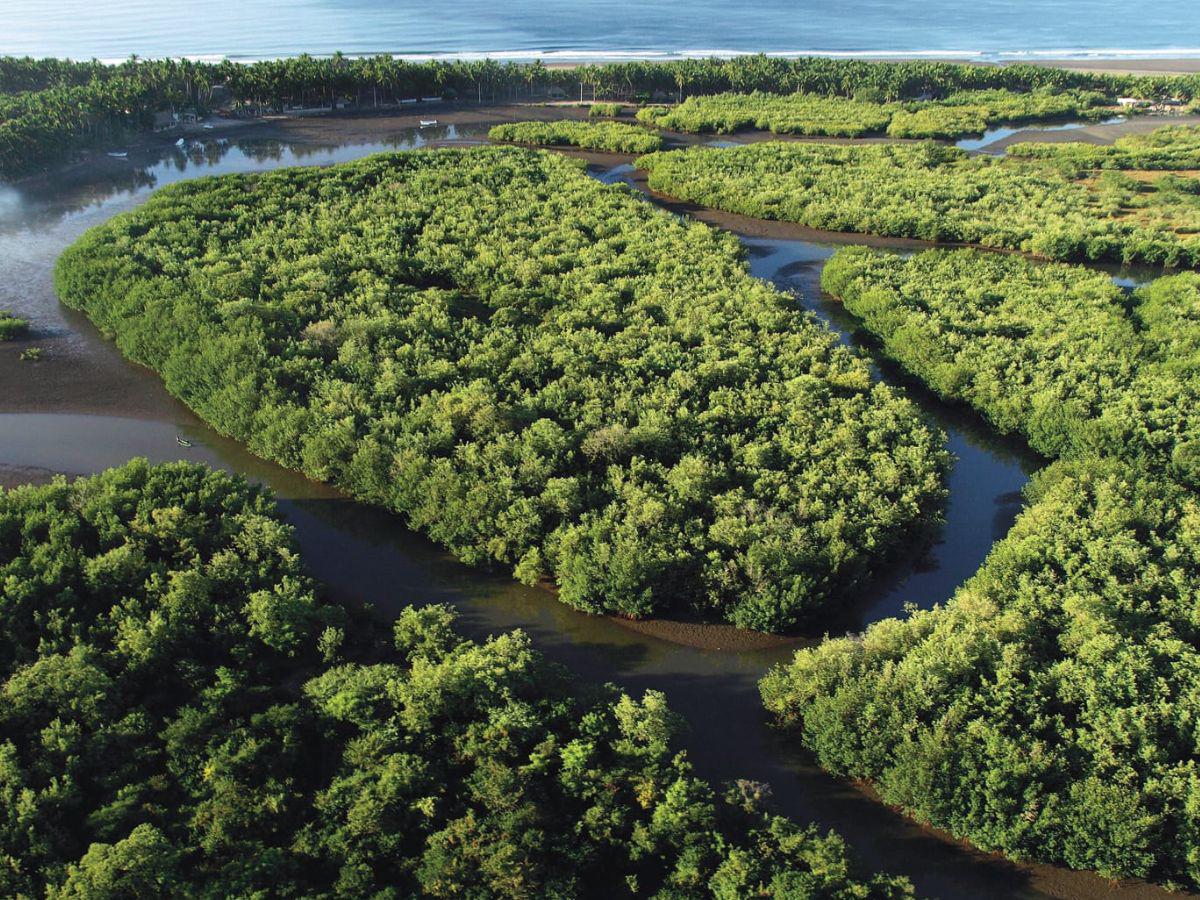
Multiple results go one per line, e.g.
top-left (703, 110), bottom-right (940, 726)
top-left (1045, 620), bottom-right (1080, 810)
top-left (13, 47), bottom-right (1200, 67)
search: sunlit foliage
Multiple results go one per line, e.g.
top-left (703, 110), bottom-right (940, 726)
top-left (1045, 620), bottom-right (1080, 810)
top-left (55, 147), bottom-right (948, 631)
top-left (489, 120), bottom-right (663, 153)
top-left (639, 88), bottom-right (1105, 139)
top-left (1007, 123), bottom-right (1200, 171)
top-left (762, 459), bottom-right (1200, 887)
top-left (0, 459), bottom-right (913, 898)
top-left (637, 141), bottom-right (1200, 266)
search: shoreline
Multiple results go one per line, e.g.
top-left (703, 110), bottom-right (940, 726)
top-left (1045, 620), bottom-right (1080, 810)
top-left (549, 55), bottom-right (1200, 75)
top-left (73, 51), bottom-right (1200, 73)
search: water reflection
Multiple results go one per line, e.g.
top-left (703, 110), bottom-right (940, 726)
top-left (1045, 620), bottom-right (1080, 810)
top-left (956, 115), bottom-right (1126, 153)
top-left (0, 123), bottom-right (490, 235)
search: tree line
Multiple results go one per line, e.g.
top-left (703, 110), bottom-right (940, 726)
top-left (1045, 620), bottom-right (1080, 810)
top-left (0, 458), bottom-right (914, 897)
top-left (638, 88), bottom-right (1109, 140)
top-left (54, 147), bottom-right (949, 632)
top-left (5, 50), bottom-right (1200, 179)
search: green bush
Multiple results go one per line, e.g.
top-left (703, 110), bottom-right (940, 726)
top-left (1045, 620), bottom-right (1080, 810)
top-left (55, 147), bottom-right (949, 631)
top-left (588, 101), bottom-right (624, 118)
top-left (640, 91), bottom-right (895, 137)
top-left (489, 120), bottom-right (663, 153)
top-left (634, 88), bottom-right (1104, 139)
top-left (763, 247), bottom-right (1200, 888)
top-left (1007, 123), bottom-right (1200, 170)
top-left (886, 88), bottom-right (1106, 139)
top-left (636, 141), bottom-right (1200, 266)
top-left (818, 247), bottom-right (1200, 466)
top-left (637, 105), bottom-right (669, 125)
top-left (762, 459), bottom-right (1200, 887)
top-left (0, 309), bottom-right (29, 340)
top-left (0, 459), bottom-right (913, 898)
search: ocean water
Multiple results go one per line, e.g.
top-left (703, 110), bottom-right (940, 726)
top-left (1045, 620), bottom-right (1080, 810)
top-left (3, 0), bottom-right (1199, 63)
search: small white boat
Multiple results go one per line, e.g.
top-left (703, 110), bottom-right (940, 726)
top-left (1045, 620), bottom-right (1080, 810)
top-left (107, 151), bottom-right (127, 158)
top-left (419, 119), bottom-right (438, 127)
top-left (175, 138), bottom-right (186, 147)
top-left (202, 123), bottom-right (215, 130)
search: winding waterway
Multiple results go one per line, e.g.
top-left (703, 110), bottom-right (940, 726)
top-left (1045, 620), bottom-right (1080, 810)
top-left (0, 118), bottom-right (1184, 899)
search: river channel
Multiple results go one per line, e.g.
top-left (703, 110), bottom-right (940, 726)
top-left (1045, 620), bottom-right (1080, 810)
top-left (0, 117), bottom-right (1181, 899)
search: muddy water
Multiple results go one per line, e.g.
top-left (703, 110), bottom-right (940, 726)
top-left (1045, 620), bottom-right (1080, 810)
top-left (0, 119), bottom-right (1183, 899)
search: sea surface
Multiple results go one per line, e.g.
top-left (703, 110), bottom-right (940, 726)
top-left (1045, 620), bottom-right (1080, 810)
top-left (3, 0), bottom-right (1199, 63)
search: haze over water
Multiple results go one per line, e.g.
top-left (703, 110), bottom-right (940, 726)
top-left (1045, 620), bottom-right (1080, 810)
top-left (4, 0), bottom-right (1199, 62)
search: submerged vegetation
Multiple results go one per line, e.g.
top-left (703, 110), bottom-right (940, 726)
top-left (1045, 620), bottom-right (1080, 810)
top-left (637, 141), bottom-right (1200, 266)
top-left (0, 459), bottom-right (914, 898)
top-left (639, 88), bottom-right (1107, 139)
top-left (55, 147), bottom-right (949, 631)
top-left (489, 120), bottom-right (663, 153)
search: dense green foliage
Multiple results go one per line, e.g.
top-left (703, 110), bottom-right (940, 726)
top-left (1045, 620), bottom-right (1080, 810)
top-left (0, 76), bottom-right (176, 179)
top-left (641, 92), bottom-right (894, 137)
top-left (55, 147), bottom-right (948, 631)
top-left (1, 459), bottom-right (914, 898)
top-left (883, 88), bottom-right (1106, 139)
top-left (639, 89), bottom-right (1105, 139)
top-left (761, 247), bottom-right (1200, 886)
top-left (5, 50), bottom-right (1200, 180)
top-left (6, 51), bottom-right (1199, 107)
top-left (1007, 123), bottom-right (1200, 170)
top-left (0, 309), bottom-right (29, 340)
top-left (588, 102), bottom-right (625, 118)
top-left (637, 142), bottom-right (1200, 266)
top-left (762, 458), bottom-right (1200, 886)
top-left (821, 248), bottom-right (1200, 475)
top-left (905, 89), bottom-right (1112, 134)
top-left (489, 120), bottom-right (663, 153)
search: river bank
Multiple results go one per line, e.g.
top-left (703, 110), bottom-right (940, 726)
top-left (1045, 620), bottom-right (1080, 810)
top-left (1, 106), bottom-right (1194, 899)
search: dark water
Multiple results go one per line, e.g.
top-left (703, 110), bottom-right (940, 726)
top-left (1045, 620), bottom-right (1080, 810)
top-left (3, 0), bottom-right (1198, 62)
top-left (0, 129), bottom-right (1180, 899)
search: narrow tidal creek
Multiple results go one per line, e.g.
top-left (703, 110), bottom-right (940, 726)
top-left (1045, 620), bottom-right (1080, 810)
top-left (0, 122), bottom-right (1180, 899)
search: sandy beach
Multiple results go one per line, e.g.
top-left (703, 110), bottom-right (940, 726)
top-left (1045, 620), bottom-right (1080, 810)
top-left (1027, 57), bottom-right (1200, 75)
